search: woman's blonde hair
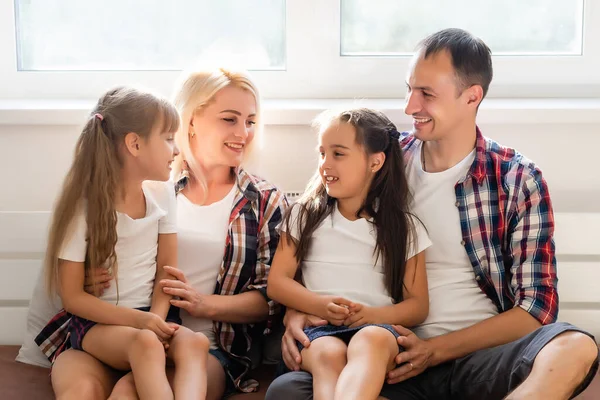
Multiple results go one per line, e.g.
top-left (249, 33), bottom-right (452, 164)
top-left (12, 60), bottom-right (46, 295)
top-left (45, 86), bottom-right (179, 297)
top-left (171, 67), bottom-right (261, 203)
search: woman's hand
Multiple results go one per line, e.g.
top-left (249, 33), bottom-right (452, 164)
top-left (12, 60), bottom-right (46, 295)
top-left (83, 267), bottom-right (112, 296)
top-left (161, 266), bottom-right (215, 319)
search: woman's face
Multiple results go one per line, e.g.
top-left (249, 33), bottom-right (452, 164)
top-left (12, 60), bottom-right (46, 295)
top-left (188, 85), bottom-right (257, 170)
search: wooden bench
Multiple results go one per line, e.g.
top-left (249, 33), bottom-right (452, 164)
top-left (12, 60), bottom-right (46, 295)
top-left (0, 211), bottom-right (598, 399)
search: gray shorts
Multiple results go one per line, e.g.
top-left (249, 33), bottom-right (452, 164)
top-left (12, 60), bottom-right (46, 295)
top-left (266, 322), bottom-right (599, 400)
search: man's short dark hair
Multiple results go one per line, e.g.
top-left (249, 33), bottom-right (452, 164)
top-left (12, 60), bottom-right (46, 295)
top-left (417, 28), bottom-right (493, 98)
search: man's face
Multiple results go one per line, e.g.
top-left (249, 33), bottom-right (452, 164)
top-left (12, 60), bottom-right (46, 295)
top-left (404, 50), bottom-right (476, 142)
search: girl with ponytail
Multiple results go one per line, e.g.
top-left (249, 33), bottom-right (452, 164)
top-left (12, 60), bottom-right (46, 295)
top-left (43, 86), bottom-right (209, 399)
top-left (267, 108), bottom-right (432, 400)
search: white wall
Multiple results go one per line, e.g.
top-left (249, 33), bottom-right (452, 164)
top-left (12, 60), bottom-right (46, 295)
top-left (1, 117), bottom-right (599, 344)
top-left (2, 122), bottom-right (598, 212)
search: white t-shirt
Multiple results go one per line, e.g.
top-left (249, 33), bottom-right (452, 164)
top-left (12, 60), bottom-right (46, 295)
top-left (405, 142), bottom-right (499, 340)
top-left (285, 204), bottom-right (431, 307)
top-left (59, 180), bottom-right (177, 309)
top-left (16, 180), bottom-right (176, 367)
top-left (176, 186), bottom-right (236, 348)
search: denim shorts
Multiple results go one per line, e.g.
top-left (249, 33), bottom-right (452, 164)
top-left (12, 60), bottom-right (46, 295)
top-left (297, 323), bottom-right (401, 352)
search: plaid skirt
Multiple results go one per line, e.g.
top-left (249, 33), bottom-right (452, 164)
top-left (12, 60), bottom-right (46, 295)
top-left (69, 305), bottom-right (182, 350)
top-left (297, 323), bottom-right (401, 352)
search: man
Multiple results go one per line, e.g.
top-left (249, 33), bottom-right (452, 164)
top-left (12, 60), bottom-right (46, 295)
top-left (266, 28), bottom-right (599, 400)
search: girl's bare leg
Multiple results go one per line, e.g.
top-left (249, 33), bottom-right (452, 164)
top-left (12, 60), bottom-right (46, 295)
top-left (300, 336), bottom-right (348, 400)
top-left (166, 327), bottom-right (209, 399)
top-left (334, 326), bottom-right (398, 400)
top-left (83, 325), bottom-right (172, 400)
top-left (110, 349), bottom-right (226, 400)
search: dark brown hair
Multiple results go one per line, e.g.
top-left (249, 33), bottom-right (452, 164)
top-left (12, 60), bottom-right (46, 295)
top-left (418, 28), bottom-right (493, 98)
top-left (283, 108), bottom-right (417, 303)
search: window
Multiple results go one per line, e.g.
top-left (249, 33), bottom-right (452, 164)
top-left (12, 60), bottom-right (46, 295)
top-left (1, 0), bottom-right (598, 99)
top-left (341, 0), bottom-right (584, 56)
top-left (15, 0), bottom-right (285, 71)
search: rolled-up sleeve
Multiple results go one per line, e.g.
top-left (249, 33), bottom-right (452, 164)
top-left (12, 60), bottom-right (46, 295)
top-left (509, 167), bottom-right (558, 325)
top-left (246, 188), bottom-right (288, 317)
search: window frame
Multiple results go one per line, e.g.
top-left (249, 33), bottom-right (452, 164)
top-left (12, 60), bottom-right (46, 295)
top-left (0, 0), bottom-right (598, 100)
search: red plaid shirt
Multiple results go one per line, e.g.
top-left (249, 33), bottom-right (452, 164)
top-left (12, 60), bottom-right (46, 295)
top-left (401, 128), bottom-right (558, 324)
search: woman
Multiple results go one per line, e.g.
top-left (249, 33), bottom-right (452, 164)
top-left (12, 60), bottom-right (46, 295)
top-left (37, 67), bottom-right (287, 399)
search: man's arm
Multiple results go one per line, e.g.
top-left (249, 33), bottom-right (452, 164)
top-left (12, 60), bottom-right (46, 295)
top-left (507, 165), bottom-right (558, 325)
top-left (389, 308), bottom-right (541, 384)
top-left (428, 307), bottom-right (541, 365)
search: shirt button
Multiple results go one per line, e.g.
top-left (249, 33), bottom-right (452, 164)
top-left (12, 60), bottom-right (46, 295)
top-left (461, 240), bottom-right (466, 246)
top-left (455, 201), bottom-right (460, 207)
top-left (475, 275), bottom-right (481, 282)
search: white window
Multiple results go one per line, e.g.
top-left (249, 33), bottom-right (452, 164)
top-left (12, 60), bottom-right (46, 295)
top-left (0, 0), bottom-right (598, 100)
top-left (15, 0), bottom-right (285, 71)
top-left (341, 0), bottom-right (584, 56)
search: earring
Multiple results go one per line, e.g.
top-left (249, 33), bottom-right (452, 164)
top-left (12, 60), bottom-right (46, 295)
top-left (189, 130), bottom-right (195, 138)
top-left (181, 161), bottom-right (190, 180)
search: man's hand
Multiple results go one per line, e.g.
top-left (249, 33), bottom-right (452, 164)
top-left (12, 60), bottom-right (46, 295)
top-left (387, 325), bottom-right (436, 384)
top-left (281, 309), bottom-right (327, 371)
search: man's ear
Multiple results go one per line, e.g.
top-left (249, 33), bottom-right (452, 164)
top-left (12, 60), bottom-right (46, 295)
top-left (124, 132), bottom-right (141, 156)
top-left (465, 85), bottom-right (484, 108)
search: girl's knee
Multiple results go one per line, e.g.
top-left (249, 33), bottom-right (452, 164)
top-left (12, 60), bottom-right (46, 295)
top-left (170, 329), bottom-right (210, 359)
top-left (350, 327), bottom-right (399, 370)
top-left (190, 332), bottom-right (210, 352)
top-left (131, 329), bottom-right (163, 354)
top-left (352, 326), bottom-right (397, 348)
top-left (185, 331), bottom-right (209, 351)
top-left (306, 338), bottom-right (348, 368)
